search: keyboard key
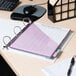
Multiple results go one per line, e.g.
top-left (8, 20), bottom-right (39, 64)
top-left (0, 0), bottom-right (19, 11)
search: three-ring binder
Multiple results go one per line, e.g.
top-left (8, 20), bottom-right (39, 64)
top-left (3, 18), bottom-right (32, 49)
top-left (3, 20), bottom-right (58, 58)
top-left (3, 18), bottom-right (72, 59)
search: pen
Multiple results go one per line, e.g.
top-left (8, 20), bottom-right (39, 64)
top-left (67, 57), bottom-right (75, 76)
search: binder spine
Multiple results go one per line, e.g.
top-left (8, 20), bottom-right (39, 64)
top-left (3, 18), bottom-right (32, 49)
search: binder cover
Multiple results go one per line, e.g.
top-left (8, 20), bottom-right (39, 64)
top-left (5, 23), bottom-right (71, 58)
top-left (6, 23), bottom-right (58, 58)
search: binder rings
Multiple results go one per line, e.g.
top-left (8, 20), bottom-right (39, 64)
top-left (0, 18), bottom-right (25, 50)
top-left (2, 19), bottom-right (72, 58)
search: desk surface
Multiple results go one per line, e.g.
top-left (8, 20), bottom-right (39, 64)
top-left (0, 0), bottom-right (76, 76)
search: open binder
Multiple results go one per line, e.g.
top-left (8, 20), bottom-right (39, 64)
top-left (0, 18), bottom-right (27, 50)
top-left (2, 18), bottom-right (73, 59)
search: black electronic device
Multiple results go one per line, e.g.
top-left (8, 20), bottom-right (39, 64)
top-left (11, 5), bottom-right (46, 22)
top-left (23, 5), bottom-right (37, 15)
top-left (0, 0), bottom-right (20, 11)
top-left (0, 55), bottom-right (16, 76)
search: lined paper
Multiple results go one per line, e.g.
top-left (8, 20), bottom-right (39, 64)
top-left (35, 23), bottom-right (70, 45)
top-left (10, 23), bottom-right (58, 58)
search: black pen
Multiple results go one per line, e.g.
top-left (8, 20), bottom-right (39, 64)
top-left (67, 57), bottom-right (75, 76)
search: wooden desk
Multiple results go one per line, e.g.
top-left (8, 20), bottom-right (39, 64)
top-left (0, 0), bottom-right (76, 76)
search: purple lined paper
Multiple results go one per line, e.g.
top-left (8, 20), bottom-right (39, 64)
top-left (10, 23), bottom-right (58, 58)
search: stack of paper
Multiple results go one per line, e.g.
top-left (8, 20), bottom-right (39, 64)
top-left (42, 57), bottom-right (76, 76)
top-left (6, 22), bottom-right (72, 58)
top-left (0, 18), bottom-right (72, 59)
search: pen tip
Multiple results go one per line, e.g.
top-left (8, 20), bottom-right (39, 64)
top-left (71, 57), bottom-right (75, 65)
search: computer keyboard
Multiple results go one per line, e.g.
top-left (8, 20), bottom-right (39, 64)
top-left (0, 0), bottom-right (19, 11)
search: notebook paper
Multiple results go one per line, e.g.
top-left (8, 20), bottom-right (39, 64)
top-left (42, 57), bottom-right (76, 76)
top-left (0, 18), bottom-right (71, 58)
top-left (35, 23), bottom-right (70, 45)
top-left (9, 23), bottom-right (58, 58)
top-left (6, 22), bottom-right (71, 58)
top-left (5, 21), bottom-right (72, 58)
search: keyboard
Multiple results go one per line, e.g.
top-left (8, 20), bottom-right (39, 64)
top-left (0, 0), bottom-right (19, 11)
